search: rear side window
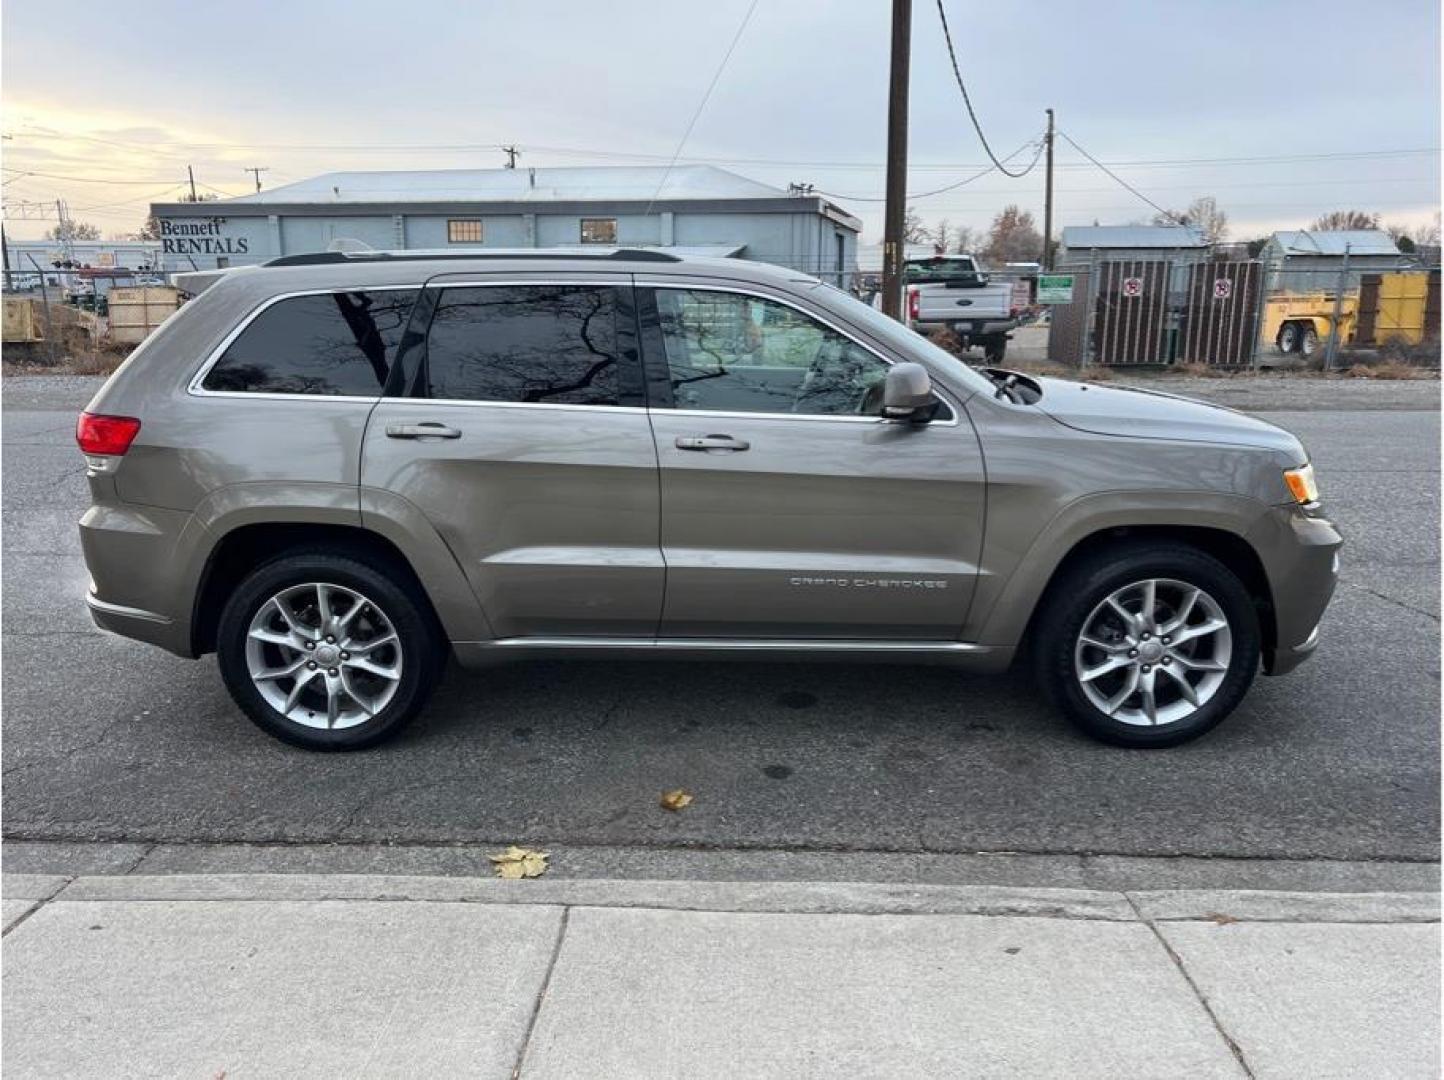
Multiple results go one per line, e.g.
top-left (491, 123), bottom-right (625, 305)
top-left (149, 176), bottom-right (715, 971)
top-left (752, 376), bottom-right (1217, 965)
top-left (202, 290), bottom-right (417, 396)
top-left (419, 285), bottom-right (619, 405)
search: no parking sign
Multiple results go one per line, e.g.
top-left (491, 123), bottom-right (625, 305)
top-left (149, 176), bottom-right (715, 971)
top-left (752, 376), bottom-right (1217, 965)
top-left (1213, 278), bottom-right (1232, 300)
top-left (1121, 277), bottom-right (1144, 298)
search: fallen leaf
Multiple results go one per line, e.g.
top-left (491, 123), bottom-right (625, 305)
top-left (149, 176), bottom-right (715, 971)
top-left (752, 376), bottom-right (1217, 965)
top-left (660, 788), bottom-right (694, 811)
top-left (1204, 911), bottom-right (1239, 925)
top-left (489, 845), bottom-right (549, 879)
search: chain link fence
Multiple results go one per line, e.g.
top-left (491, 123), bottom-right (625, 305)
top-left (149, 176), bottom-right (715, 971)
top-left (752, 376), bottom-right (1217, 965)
top-left (1044, 253), bottom-right (1440, 370)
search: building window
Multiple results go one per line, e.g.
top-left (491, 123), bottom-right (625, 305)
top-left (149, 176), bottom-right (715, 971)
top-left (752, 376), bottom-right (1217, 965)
top-left (447, 219), bottom-right (483, 244)
top-left (580, 218), bottom-right (617, 245)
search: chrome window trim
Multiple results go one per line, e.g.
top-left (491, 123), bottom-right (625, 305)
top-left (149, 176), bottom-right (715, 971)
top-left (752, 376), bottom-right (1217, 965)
top-left (372, 398), bottom-right (650, 416)
top-left (186, 277), bottom-right (962, 429)
top-left (642, 281), bottom-right (961, 427)
top-left (187, 284), bottom-right (422, 400)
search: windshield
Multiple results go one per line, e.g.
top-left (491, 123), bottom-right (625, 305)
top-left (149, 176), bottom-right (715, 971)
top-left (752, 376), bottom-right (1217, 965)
top-left (903, 257), bottom-right (984, 285)
top-left (811, 284), bottom-right (994, 398)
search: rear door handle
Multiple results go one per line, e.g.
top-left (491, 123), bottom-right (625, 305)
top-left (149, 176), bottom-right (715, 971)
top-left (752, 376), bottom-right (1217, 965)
top-left (675, 434), bottom-right (750, 452)
top-left (386, 422), bottom-right (462, 440)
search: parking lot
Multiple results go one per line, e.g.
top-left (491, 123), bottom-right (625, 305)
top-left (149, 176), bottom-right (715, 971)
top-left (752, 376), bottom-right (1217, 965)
top-left (2, 376), bottom-right (1438, 869)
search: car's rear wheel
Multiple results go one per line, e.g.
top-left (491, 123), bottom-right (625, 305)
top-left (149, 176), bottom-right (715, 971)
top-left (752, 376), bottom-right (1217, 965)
top-left (1276, 322), bottom-right (1300, 354)
top-left (1298, 324), bottom-right (1320, 358)
top-left (216, 551), bottom-right (442, 750)
top-left (1035, 543), bottom-right (1261, 747)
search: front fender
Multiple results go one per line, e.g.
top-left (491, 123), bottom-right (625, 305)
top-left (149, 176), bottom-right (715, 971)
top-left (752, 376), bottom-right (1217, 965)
top-left (965, 489), bottom-right (1272, 646)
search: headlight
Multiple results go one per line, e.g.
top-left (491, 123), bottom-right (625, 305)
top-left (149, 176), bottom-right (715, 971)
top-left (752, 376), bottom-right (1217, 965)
top-left (1283, 463), bottom-right (1319, 505)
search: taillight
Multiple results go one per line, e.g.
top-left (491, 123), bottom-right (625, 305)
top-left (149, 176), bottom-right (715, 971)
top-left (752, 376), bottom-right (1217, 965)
top-left (76, 412), bottom-right (142, 456)
top-left (907, 288), bottom-right (919, 321)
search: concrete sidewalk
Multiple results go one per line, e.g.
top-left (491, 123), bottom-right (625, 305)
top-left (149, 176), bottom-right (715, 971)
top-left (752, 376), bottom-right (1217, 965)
top-left (3, 874), bottom-right (1438, 1079)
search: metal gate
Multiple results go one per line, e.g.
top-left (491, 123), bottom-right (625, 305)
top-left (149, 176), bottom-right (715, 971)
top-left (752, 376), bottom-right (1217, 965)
top-left (1048, 257), bottom-right (1269, 367)
top-left (1177, 261), bottom-right (1262, 366)
top-left (1045, 268), bottom-right (1090, 365)
top-left (1092, 260), bottom-right (1171, 365)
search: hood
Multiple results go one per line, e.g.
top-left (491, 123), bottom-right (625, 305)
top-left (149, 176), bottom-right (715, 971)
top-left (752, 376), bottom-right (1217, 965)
top-left (1033, 377), bottom-right (1304, 459)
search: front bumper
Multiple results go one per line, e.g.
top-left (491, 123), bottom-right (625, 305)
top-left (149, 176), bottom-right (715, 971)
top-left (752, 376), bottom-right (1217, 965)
top-left (1249, 505), bottom-right (1342, 675)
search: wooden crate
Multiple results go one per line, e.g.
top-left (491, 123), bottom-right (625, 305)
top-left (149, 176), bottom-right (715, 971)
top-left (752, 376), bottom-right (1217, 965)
top-left (108, 286), bottom-right (181, 344)
top-left (2, 297), bottom-right (42, 343)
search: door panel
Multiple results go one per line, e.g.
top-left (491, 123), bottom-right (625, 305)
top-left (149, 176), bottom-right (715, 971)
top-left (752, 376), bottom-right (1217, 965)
top-left (363, 402), bottom-right (661, 638)
top-left (640, 285), bottom-right (987, 640)
top-left (361, 281), bottom-right (663, 639)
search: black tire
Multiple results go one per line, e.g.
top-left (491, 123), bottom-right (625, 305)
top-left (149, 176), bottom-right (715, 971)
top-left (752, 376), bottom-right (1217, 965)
top-left (1298, 323), bottom-right (1320, 358)
top-left (216, 549), bottom-right (443, 750)
top-left (1276, 322), bottom-right (1300, 354)
top-left (983, 336), bottom-right (1008, 363)
top-left (1033, 542), bottom-right (1260, 748)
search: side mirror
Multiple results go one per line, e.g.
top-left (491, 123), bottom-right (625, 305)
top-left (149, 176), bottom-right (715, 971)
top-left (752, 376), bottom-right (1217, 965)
top-left (882, 362), bottom-right (934, 420)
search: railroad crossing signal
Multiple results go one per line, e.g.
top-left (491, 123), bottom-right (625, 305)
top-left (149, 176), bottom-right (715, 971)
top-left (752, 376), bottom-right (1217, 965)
top-left (1213, 278), bottom-right (1232, 300)
top-left (1121, 277), bottom-right (1144, 298)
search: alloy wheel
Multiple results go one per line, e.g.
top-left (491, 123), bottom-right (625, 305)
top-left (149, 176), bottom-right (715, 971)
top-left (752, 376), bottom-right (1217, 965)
top-left (1073, 578), bottom-right (1233, 727)
top-left (244, 582), bottom-right (403, 730)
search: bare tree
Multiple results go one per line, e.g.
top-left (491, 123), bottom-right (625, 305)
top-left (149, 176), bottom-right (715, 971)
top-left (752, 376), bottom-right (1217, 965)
top-left (983, 205), bottom-right (1043, 264)
top-left (950, 224), bottom-right (980, 254)
top-left (114, 214), bottom-right (162, 242)
top-left (1153, 196), bottom-right (1229, 244)
top-left (933, 218), bottom-right (952, 253)
top-left (903, 206), bottom-right (930, 244)
top-left (45, 220), bottom-right (101, 241)
top-left (1310, 210), bottom-right (1380, 232)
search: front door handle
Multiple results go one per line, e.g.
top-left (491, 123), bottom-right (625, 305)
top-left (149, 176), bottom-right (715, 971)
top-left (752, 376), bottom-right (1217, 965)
top-left (675, 434), bottom-right (750, 452)
top-left (386, 422), bottom-right (462, 440)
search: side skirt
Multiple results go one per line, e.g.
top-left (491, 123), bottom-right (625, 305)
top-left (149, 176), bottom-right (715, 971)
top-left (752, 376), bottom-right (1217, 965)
top-left (452, 637), bottom-right (1014, 673)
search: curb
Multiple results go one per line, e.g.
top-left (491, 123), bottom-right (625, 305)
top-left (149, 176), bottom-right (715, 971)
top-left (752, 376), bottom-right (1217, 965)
top-left (7, 873), bottom-right (1439, 922)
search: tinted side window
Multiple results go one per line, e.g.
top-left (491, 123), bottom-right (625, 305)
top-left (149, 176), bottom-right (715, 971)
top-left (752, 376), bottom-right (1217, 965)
top-left (199, 291), bottom-right (412, 395)
top-left (421, 285), bottom-right (619, 405)
top-left (655, 289), bottom-right (890, 416)
top-left (203, 291), bottom-right (417, 395)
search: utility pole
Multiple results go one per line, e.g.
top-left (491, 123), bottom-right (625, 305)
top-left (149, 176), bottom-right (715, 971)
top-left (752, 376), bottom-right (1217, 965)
top-left (502, 145), bottom-right (520, 169)
top-left (244, 166), bottom-right (269, 192)
top-left (187, 164), bottom-right (198, 202)
top-left (54, 199), bottom-right (74, 264)
top-left (1042, 108), bottom-right (1055, 270)
top-left (880, 0), bottom-right (912, 321)
top-left (1324, 242), bottom-right (1351, 370)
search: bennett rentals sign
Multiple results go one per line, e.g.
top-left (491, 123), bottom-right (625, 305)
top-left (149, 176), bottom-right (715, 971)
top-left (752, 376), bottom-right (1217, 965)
top-left (159, 217), bottom-right (249, 256)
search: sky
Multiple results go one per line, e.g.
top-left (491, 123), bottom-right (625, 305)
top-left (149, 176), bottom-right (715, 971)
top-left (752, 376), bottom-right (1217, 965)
top-left (2, 0), bottom-right (1439, 245)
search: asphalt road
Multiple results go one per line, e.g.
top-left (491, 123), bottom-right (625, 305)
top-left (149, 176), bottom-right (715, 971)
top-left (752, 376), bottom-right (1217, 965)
top-left (3, 377), bottom-right (1438, 862)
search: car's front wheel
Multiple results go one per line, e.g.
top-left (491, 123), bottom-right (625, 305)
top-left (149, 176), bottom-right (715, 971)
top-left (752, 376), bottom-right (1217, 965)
top-left (1035, 543), bottom-right (1261, 747)
top-left (216, 550), bottom-right (442, 750)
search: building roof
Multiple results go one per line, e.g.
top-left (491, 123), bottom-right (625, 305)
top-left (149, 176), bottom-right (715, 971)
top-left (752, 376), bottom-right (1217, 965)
top-left (222, 164), bottom-right (788, 206)
top-left (1059, 225), bottom-right (1207, 249)
top-left (1267, 229), bottom-right (1400, 257)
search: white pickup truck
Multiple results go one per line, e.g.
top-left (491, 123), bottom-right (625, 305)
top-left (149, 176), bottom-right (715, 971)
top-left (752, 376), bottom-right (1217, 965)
top-left (903, 254), bottom-right (1021, 362)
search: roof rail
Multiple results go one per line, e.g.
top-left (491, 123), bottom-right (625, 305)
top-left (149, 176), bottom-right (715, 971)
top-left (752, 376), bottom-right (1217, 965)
top-left (263, 248), bottom-right (682, 268)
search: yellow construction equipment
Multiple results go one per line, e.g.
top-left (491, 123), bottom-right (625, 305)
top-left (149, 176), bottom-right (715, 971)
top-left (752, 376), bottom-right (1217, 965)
top-left (1263, 290), bottom-right (1358, 359)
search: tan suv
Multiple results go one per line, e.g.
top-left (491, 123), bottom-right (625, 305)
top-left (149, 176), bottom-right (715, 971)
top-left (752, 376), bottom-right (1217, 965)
top-left (76, 250), bottom-right (1341, 750)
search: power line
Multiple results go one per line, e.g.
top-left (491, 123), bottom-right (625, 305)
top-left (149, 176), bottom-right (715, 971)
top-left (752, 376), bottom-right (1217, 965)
top-left (934, 0), bottom-right (1040, 179)
top-left (1058, 130), bottom-right (1181, 223)
top-left (5, 129), bottom-right (1438, 171)
top-left (0, 167), bottom-right (187, 185)
top-left (643, 0), bottom-right (760, 217)
top-left (816, 138), bottom-right (1043, 202)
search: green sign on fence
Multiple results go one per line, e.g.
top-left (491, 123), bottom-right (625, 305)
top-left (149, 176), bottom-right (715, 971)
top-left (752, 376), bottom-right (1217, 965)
top-left (1036, 274), bottom-right (1074, 304)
